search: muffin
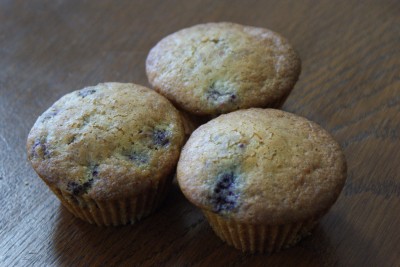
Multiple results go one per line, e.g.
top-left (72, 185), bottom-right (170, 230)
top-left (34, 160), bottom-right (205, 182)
top-left (176, 108), bottom-right (346, 253)
top-left (27, 83), bottom-right (185, 226)
top-left (146, 22), bottom-right (301, 118)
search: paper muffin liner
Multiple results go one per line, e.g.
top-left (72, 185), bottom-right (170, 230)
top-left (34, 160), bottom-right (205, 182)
top-left (202, 210), bottom-right (318, 253)
top-left (48, 176), bottom-right (171, 226)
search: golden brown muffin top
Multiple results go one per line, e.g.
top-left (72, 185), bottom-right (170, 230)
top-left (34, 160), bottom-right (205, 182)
top-left (27, 83), bottom-right (185, 200)
top-left (146, 22), bottom-right (301, 116)
top-left (177, 109), bottom-right (346, 224)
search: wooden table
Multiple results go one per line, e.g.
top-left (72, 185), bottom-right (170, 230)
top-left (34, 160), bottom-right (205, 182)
top-left (1, 0), bottom-right (399, 266)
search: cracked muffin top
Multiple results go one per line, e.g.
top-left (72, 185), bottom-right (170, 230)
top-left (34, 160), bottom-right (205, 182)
top-left (177, 109), bottom-right (346, 224)
top-left (146, 22), bottom-right (301, 116)
top-left (27, 83), bottom-right (185, 200)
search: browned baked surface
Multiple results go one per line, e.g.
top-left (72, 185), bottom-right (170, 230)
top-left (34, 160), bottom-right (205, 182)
top-left (27, 83), bottom-right (185, 200)
top-left (146, 22), bottom-right (301, 116)
top-left (177, 108), bottom-right (346, 224)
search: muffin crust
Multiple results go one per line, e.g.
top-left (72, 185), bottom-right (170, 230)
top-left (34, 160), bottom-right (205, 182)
top-left (146, 22), bottom-right (301, 116)
top-left (177, 108), bottom-right (346, 224)
top-left (27, 83), bottom-right (185, 201)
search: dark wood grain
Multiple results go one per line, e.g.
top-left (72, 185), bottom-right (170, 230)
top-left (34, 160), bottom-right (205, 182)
top-left (0, 0), bottom-right (399, 266)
